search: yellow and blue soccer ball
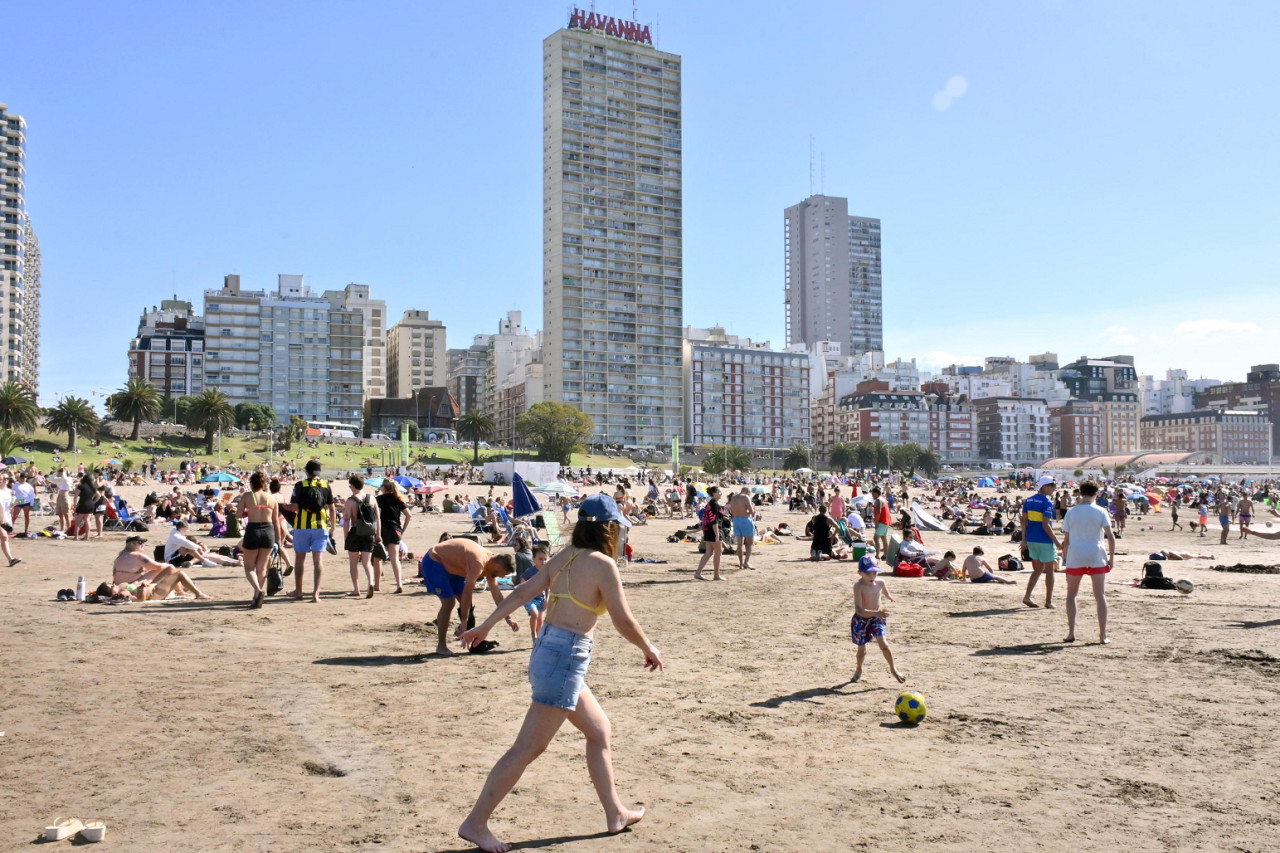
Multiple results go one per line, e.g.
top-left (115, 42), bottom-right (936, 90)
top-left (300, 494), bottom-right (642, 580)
top-left (895, 692), bottom-right (927, 725)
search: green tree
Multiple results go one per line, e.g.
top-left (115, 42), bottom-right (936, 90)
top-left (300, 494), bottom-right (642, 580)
top-left (159, 395), bottom-right (196, 428)
top-left (0, 382), bottom-right (39, 434)
top-left (187, 389), bottom-right (236, 454)
top-left (868, 439), bottom-right (891, 471)
top-left (234, 402), bottom-right (277, 431)
top-left (110, 378), bottom-right (162, 440)
top-left (0, 428), bottom-right (24, 459)
top-left (914, 445), bottom-right (943, 479)
top-left (515, 402), bottom-right (593, 465)
top-left (1073, 468), bottom-right (1085, 479)
top-left (782, 443), bottom-right (809, 471)
top-left (456, 410), bottom-right (497, 464)
top-left (890, 443), bottom-right (920, 475)
top-left (853, 441), bottom-right (876, 475)
top-left (1100, 466), bottom-right (1111, 479)
top-left (279, 414), bottom-right (307, 451)
top-left (1114, 464), bottom-right (1127, 478)
top-left (829, 441), bottom-right (856, 474)
top-left (702, 444), bottom-right (753, 475)
top-left (45, 396), bottom-right (100, 452)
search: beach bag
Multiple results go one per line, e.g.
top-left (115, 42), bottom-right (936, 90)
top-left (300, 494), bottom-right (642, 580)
top-left (1148, 552), bottom-right (1166, 561)
top-left (372, 541), bottom-right (389, 561)
top-left (998, 555), bottom-right (1022, 572)
top-left (353, 494), bottom-right (376, 538)
top-left (1140, 561), bottom-right (1176, 590)
top-left (266, 566), bottom-right (283, 596)
top-left (894, 561), bottom-right (925, 578)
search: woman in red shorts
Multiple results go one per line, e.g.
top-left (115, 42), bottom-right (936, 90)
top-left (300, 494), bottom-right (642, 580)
top-left (1059, 481), bottom-right (1117, 645)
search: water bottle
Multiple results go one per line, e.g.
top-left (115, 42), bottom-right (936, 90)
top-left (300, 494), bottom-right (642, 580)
top-left (75, 576), bottom-right (86, 601)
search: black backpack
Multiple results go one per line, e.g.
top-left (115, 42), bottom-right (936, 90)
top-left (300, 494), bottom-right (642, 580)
top-left (295, 479), bottom-right (328, 514)
top-left (352, 494), bottom-right (376, 537)
top-left (1140, 561), bottom-right (1176, 590)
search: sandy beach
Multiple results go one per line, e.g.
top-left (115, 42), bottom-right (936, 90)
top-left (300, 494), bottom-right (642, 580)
top-left (1, 483), bottom-right (1278, 852)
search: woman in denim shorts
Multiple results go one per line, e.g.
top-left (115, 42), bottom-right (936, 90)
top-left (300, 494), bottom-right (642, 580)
top-left (458, 494), bottom-right (663, 853)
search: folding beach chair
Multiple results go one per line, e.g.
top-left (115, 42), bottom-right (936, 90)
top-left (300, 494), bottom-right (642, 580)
top-left (539, 512), bottom-right (563, 548)
top-left (104, 498), bottom-right (127, 532)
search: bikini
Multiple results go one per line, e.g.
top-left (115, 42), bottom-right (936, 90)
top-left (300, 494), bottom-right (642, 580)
top-left (547, 549), bottom-right (607, 616)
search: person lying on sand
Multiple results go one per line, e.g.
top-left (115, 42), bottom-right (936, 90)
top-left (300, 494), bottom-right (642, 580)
top-left (1154, 549), bottom-right (1216, 559)
top-left (111, 535), bottom-right (213, 600)
top-left (962, 547), bottom-right (1017, 584)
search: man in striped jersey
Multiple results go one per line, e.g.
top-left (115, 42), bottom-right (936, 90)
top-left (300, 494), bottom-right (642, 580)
top-left (286, 460), bottom-right (338, 602)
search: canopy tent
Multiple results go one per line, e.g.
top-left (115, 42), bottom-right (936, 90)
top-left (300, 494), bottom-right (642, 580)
top-left (911, 502), bottom-right (948, 532)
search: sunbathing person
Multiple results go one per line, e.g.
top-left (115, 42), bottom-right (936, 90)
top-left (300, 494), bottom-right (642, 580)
top-left (961, 547), bottom-right (1017, 584)
top-left (1154, 549), bottom-right (1216, 559)
top-left (111, 536), bottom-right (213, 600)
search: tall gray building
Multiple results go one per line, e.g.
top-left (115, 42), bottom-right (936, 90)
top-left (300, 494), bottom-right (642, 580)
top-left (1, 103), bottom-right (38, 389)
top-left (784, 195), bottom-right (882, 362)
top-left (542, 9), bottom-right (684, 447)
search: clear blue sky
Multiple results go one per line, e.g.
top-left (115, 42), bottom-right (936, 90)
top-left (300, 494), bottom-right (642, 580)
top-left (9, 0), bottom-right (1279, 406)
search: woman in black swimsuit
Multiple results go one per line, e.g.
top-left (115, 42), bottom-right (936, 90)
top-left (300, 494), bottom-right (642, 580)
top-left (237, 471), bottom-right (279, 609)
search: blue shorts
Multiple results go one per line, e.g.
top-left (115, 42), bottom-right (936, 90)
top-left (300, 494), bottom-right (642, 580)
top-left (1219, 516), bottom-right (1230, 528)
top-left (524, 592), bottom-right (548, 614)
top-left (528, 625), bottom-right (592, 710)
top-left (421, 553), bottom-right (466, 599)
top-left (732, 516), bottom-right (755, 538)
top-left (292, 527), bottom-right (330, 554)
top-left (851, 614), bottom-right (887, 646)
top-left (1026, 541), bottom-right (1059, 564)
top-left (972, 572), bottom-right (998, 583)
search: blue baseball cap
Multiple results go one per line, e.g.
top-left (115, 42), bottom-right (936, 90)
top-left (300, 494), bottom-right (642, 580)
top-left (858, 555), bottom-right (880, 573)
top-left (578, 494), bottom-right (631, 527)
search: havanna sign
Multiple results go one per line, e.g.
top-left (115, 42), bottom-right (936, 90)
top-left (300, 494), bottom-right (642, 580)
top-left (569, 8), bottom-right (654, 46)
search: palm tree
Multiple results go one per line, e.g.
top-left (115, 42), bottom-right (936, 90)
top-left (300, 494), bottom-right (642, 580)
top-left (891, 443), bottom-right (921, 475)
top-left (915, 445), bottom-right (943, 479)
top-left (868, 439), bottom-right (891, 471)
top-left (186, 389), bottom-right (235, 454)
top-left (782, 443), bottom-right (809, 471)
top-left (45, 396), bottom-right (99, 452)
top-left (0, 428), bottom-right (23, 459)
top-left (853, 441), bottom-right (876, 475)
top-left (0, 381), bottom-right (39, 434)
top-left (456, 410), bottom-right (496, 464)
top-left (702, 444), bottom-right (753, 475)
top-left (829, 442), bottom-right (856, 474)
top-left (110, 378), bottom-right (162, 440)
top-left (278, 414), bottom-right (307, 451)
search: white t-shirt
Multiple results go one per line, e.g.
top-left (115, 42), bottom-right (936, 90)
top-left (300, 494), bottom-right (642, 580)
top-left (164, 528), bottom-right (202, 562)
top-left (13, 482), bottom-right (35, 505)
top-left (845, 512), bottom-right (866, 530)
top-left (1060, 503), bottom-right (1113, 568)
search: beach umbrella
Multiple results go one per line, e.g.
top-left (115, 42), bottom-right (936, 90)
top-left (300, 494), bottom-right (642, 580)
top-left (106, 459), bottom-right (122, 466)
top-left (2, 456), bottom-right (27, 465)
top-left (199, 472), bottom-right (240, 483)
top-left (752, 486), bottom-right (767, 494)
top-left (794, 467), bottom-right (813, 474)
top-left (511, 472), bottom-right (542, 518)
top-left (1144, 491), bottom-right (1162, 504)
top-left (364, 477), bottom-right (385, 488)
top-left (416, 483), bottom-right (447, 495)
top-left (534, 482), bottom-right (579, 497)
top-left (392, 475), bottom-right (422, 489)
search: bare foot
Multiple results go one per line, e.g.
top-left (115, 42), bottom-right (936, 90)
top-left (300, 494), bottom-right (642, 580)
top-left (852, 668), bottom-right (863, 683)
top-left (1022, 598), bottom-right (1040, 609)
top-left (309, 594), bottom-right (320, 603)
top-left (608, 806), bottom-right (645, 834)
top-left (393, 587), bottom-right (404, 594)
top-left (346, 591), bottom-right (362, 598)
top-left (693, 573), bottom-right (706, 581)
top-left (712, 575), bottom-right (724, 581)
top-left (744, 563), bottom-right (755, 569)
top-left (1063, 635), bottom-right (1075, 643)
top-left (458, 820), bottom-right (510, 853)
top-left (285, 591), bottom-right (305, 600)
top-left (435, 645), bottom-right (454, 657)
top-left (196, 593), bottom-right (214, 600)
top-left (1044, 603), bottom-right (1055, 609)
top-left (891, 668), bottom-right (907, 684)
top-left (1100, 637), bottom-right (1111, 644)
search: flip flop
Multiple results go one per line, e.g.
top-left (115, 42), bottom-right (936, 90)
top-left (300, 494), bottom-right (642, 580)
top-left (45, 818), bottom-right (84, 841)
top-left (8, 558), bottom-right (21, 566)
top-left (468, 640), bottom-right (501, 655)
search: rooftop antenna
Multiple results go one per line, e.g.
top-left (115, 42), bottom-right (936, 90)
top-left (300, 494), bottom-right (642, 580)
top-left (632, 0), bottom-right (637, 21)
top-left (808, 135), bottom-right (815, 197)
top-left (820, 150), bottom-right (826, 194)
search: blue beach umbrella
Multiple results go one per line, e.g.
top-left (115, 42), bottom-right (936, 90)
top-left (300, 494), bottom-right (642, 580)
top-left (511, 472), bottom-right (542, 518)
top-left (199, 472), bottom-right (240, 483)
top-left (392, 475), bottom-right (422, 489)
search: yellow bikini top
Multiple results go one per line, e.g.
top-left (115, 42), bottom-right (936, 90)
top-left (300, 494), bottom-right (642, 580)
top-left (548, 549), bottom-right (608, 616)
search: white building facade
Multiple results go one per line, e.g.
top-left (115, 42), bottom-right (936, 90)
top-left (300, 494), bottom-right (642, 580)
top-left (387, 309), bottom-right (447, 398)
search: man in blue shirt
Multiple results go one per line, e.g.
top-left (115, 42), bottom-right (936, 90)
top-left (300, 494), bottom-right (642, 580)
top-left (1021, 476), bottom-right (1061, 608)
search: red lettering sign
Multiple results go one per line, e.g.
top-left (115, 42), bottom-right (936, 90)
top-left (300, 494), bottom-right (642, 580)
top-left (568, 7), bottom-right (654, 46)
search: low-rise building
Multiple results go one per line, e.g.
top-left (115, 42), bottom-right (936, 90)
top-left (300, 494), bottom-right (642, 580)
top-left (127, 299), bottom-right (205, 399)
top-left (362, 387), bottom-right (458, 441)
top-left (1140, 409), bottom-right (1273, 464)
top-left (1194, 364), bottom-right (1280, 452)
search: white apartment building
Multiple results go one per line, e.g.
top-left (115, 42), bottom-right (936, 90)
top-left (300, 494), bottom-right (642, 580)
top-left (1138, 369), bottom-right (1222, 416)
top-left (127, 299), bottom-right (205, 399)
top-left (483, 311), bottom-right (539, 417)
top-left (204, 274), bottom-right (363, 428)
top-left (973, 396), bottom-right (1052, 465)
top-left (542, 12), bottom-right (684, 446)
top-left (940, 370), bottom-right (1013, 401)
top-left (1, 103), bottom-right (38, 389)
top-left (684, 327), bottom-right (811, 449)
top-left (324, 283), bottom-right (385, 399)
top-left (447, 335), bottom-right (493, 415)
top-left (387, 309), bottom-right (446, 398)
top-left (784, 195), bottom-right (883, 362)
top-left (496, 361), bottom-right (545, 448)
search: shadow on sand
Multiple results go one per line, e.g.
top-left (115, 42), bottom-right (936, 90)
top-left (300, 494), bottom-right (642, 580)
top-left (973, 642), bottom-right (1064, 657)
top-left (1227, 617), bottom-right (1280, 630)
top-left (947, 607), bottom-right (1027, 618)
top-left (314, 648), bottom-right (523, 667)
top-left (750, 681), bottom-right (878, 709)
top-left (435, 828), bottom-right (622, 851)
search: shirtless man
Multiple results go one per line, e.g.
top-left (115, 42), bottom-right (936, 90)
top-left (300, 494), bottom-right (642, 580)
top-left (1237, 496), bottom-right (1254, 540)
top-left (962, 546), bottom-right (1017, 584)
top-left (727, 488), bottom-right (756, 569)
top-left (112, 536), bottom-right (212, 600)
top-left (420, 537), bottom-right (518, 656)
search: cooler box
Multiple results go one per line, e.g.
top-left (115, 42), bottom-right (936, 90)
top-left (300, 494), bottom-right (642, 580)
top-left (852, 542), bottom-right (868, 562)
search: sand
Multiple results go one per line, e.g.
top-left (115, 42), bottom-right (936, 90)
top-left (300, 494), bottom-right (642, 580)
top-left (1, 483), bottom-right (1278, 852)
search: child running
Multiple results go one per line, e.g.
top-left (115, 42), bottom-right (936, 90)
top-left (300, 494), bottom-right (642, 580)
top-left (850, 555), bottom-right (906, 684)
top-left (515, 542), bottom-right (550, 643)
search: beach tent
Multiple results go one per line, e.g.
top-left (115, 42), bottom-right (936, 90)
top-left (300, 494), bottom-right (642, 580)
top-left (977, 477), bottom-right (997, 488)
top-left (911, 502), bottom-right (948, 532)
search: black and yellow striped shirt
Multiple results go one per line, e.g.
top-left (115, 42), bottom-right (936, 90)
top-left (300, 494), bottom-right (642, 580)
top-left (291, 478), bottom-right (334, 529)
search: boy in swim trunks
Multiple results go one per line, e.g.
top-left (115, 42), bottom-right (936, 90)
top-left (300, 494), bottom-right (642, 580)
top-left (515, 542), bottom-right (550, 643)
top-left (962, 546), bottom-right (1016, 584)
top-left (1237, 496), bottom-right (1253, 540)
top-left (850, 556), bottom-right (906, 684)
top-left (420, 537), bottom-right (518, 656)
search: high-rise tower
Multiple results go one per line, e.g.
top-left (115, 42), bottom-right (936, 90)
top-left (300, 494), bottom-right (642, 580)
top-left (542, 9), bottom-right (683, 446)
top-left (784, 195), bottom-right (882, 363)
top-left (0, 103), bottom-right (37, 389)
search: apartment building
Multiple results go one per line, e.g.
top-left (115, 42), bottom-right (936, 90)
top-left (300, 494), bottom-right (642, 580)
top-left (973, 397), bottom-right (1051, 465)
top-left (1059, 356), bottom-right (1141, 453)
top-left (1194, 364), bottom-right (1280, 451)
top-left (127, 299), bottom-right (205, 398)
top-left (1049, 400), bottom-right (1103, 459)
top-left (542, 12), bottom-right (684, 446)
top-left (387, 310), bottom-right (446, 398)
top-left (683, 327), bottom-right (811, 449)
top-left (495, 361), bottom-right (545, 448)
top-left (204, 274), bottom-right (363, 428)
top-left (783, 195), bottom-right (883, 362)
top-left (1141, 409), bottom-right (1273, 464)
top-left (446, 335), bottom-right (492, 415)
top-left (1138, 369), bottom-right (1221, 416)
top-left (483, 311), bottom-right (539, 417)
top-left (324, 283), bottom-right (385, 399)
top-left (0, 103), bottom-right (38, 389)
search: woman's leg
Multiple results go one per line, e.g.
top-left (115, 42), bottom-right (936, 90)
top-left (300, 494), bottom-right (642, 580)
top-left (567, 686), bottom-right (645, 834)
top-left (710, 539), bottom-right (723, 580)
top-left (0, 530), bottom-right (13, 563)
top-left (459, 701), bottom-right (570, 853)
top-left (1091, 573), bottom-right (1109, 644)
top-left (389, 549), bottom-right (404, 592)
top-left (347, 551), bottom-right (362, 595)
top-left (1063, 574), bottom-right (1084, 642)
top-left (361, 552), bottom-right (375, 597)
top-left (243, 548), bottom-right (264, 596)
top-left (371, 556), bottom-right (383, 591)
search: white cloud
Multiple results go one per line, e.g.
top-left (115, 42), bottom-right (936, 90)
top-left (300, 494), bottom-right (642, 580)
top-left (1102, 324), bottom-right (1139, 345)
top-left (932, 75), bottom-right (968, 111)
top-left (1174, 319), bottom-right (1260, 340)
